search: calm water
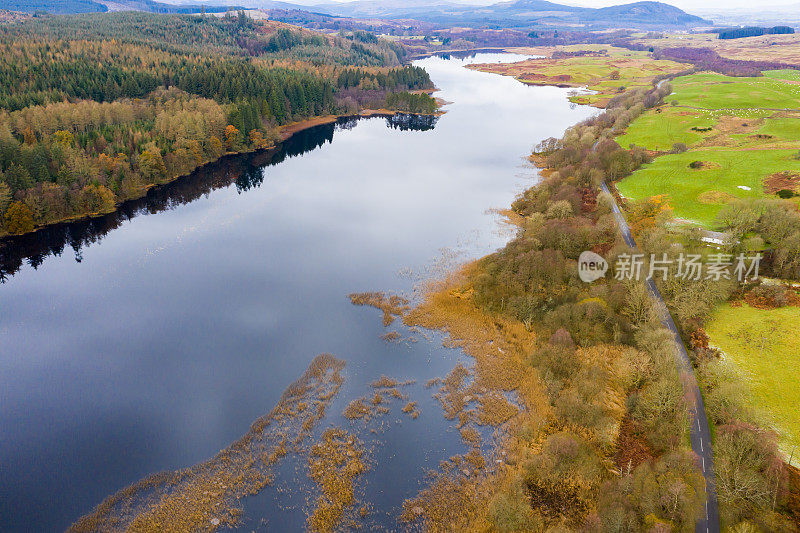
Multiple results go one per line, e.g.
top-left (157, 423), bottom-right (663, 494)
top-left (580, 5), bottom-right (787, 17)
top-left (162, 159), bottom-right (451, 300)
top-left (0, 53), bottom-right (595, 531)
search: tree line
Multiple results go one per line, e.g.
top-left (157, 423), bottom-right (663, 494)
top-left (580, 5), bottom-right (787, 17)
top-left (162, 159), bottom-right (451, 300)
top-left (0, 13), bottom-right (436, 236)
top-left (717, 26), bottom-right (795, 40)
top-left (428, 77), bottom-right (799, 530)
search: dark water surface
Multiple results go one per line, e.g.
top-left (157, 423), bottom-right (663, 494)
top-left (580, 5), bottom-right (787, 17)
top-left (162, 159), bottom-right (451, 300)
top-left (0, 53), bottom-right (594, 531)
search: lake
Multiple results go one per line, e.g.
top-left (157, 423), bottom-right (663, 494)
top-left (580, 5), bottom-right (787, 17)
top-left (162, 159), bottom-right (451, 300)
top-left (0, 53), bottom-right (595, 531)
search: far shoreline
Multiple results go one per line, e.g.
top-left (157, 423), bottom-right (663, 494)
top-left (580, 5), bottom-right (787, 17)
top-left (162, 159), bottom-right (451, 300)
top-left (0, 109), bottom-right (443, 242)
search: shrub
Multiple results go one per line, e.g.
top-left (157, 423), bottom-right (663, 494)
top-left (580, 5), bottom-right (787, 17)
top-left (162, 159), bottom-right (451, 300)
top-left (670, 142), bottom-right (688, 154)
top-left (487, 485), bottom-right (542, 532)
top-left (545, 199), bottom-right (573, 219)
top-left (745, 283), bottom-right (790, 308)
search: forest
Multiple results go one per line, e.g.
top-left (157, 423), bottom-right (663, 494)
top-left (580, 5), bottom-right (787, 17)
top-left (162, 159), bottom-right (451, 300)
top-left (654, 47), bottom-right (800, 77)
top-left (0, 11), bottom-right (437, 236)
top-left (716, 26), bottom-right (795, 40)
top-left (403, 78), bottom-right (800, 531)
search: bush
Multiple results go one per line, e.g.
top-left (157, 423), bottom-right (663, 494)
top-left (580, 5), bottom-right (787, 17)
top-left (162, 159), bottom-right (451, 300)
top-left (670, 142), bottom-right (688, 154)
top-left (590, 451), bottom-right (705, 532)
top-left (745, 283), bottom-right (790, 308)
top-left (545, 199), bottom-right (573, 219)
top-left (777, 189), bottom-right (795, 199)
top-left (487, 484), bottom-right (542, 532)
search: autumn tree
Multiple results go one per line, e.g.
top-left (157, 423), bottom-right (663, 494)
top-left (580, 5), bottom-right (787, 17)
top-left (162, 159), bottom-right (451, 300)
top-left (80, 184), bottom-right (116, 214)
top-left (137, 147), bottom-right (167, 182)
top-left (3, 201), bottom-right (35, 234)
top-left (224, 125), bottom-right (241, 151)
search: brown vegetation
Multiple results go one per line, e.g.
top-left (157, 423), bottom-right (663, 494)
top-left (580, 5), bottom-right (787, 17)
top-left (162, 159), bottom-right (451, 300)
top-left (402, 401), bottom-right (420, 419)
top-left (614, 414), bottom-right (655, 473)
top-left (765, 171), bottom-right (800, 195)
top-left (70, 354), bottom-right (345, 532)
top-left (744, 283), bottom-right (800, 309)
top-left (306, 428), bottom-right (368, 533)
top-left (348, 291), bottom-right (410, 326)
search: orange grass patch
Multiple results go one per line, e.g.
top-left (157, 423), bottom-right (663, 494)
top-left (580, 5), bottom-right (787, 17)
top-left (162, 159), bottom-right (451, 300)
top-left (765, 171), bottom-right (800, 194)
top-left (306, 428), bottom-right (369, 533)
top-left (70, 354), bottom-right (345, 533)
top-left (348, 292), bottom-right (410, 326)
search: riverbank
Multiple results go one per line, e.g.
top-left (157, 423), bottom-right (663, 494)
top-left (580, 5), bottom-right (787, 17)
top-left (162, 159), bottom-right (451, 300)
top-left (2, 46), bottom-right (584, 533)
top-left (467, 44), bottom-right (690, 108)
top-left (0, 109), bottom-right (442, 241)
top-left (398, 58), bottom-right (799, 529)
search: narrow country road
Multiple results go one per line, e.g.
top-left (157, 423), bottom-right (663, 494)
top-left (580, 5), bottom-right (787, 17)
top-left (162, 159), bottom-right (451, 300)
top-left (600, 182), bottom-right (721, 533)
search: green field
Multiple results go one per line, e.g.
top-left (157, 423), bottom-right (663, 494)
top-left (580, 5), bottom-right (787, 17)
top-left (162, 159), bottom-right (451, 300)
top-left (757, 117), bottom-right (800, 141)
top-left (707, 303), bottom-right (800, 455)
top-left (616, 149), bottom-right (800, 226)
top-left (665, 72), bottom-right (800, 110)
top-left (616, 106), bottom-right (717, 150)
top-left (764, 69), bottom-right (800, 82)
top-left (494, 45), bottom-right (688, 107)
top-left (617, 68), bottom-right (800, 226)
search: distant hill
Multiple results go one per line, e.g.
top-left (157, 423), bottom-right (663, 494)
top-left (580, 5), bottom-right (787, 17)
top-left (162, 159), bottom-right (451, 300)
top-left (5, 0), bottom-right (710, 29)
top-left (4, 0), bottom-right (241, 14)
top-left (307, 0), bottom-right (708, 29)
top-left (586, 2), bottom-right (705, 25)
top-left (4, 0), bottom-right (108, 13)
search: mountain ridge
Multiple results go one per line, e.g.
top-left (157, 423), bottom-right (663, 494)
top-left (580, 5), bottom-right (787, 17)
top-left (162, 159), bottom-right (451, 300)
top-left (5, 0), bottom-right (710, 28)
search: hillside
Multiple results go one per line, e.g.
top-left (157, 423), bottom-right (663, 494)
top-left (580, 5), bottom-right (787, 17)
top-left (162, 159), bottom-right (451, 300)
top-left (0, 11), bottom-right (437, 237)
top-left (3, 0), bottom-right (242, 14)
top-left (4, 0), bottom-right (108, 13)
top-left (5, 0), bottom-right (711, 29)
top-left (312, 0), bottom-right (710, 29)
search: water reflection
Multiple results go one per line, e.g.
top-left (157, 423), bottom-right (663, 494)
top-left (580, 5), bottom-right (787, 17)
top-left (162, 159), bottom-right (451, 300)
top-left (385, 113), bottom-right (439, 131)
top-left (0, 53), bottom-right (594, 532)
top-left (0, 114), bottom-right (438, 283)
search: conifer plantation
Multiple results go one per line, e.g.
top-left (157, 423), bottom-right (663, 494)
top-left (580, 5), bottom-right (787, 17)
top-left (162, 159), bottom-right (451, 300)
top-left (0, 11), bottom-right (436, 236)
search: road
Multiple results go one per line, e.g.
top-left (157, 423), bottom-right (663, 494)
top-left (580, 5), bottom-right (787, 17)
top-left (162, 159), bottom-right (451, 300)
top-left (600, 182), bottom-right (721, 533)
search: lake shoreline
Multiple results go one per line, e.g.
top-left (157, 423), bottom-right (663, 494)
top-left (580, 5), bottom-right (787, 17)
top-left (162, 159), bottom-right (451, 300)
top-left (0, 109), bottom-right (442, 242)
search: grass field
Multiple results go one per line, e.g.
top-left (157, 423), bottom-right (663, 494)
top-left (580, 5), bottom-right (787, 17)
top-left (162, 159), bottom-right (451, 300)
top-left (665, 72), bottom-right (800, 110)
top-left (706, 303), bottom-right (800, 456)
top-left (616, 148), bottom-right (800, 226)
top-left (474, 45), bottom-right (689, 107)
top-left (617, 68), bottom-right (800, 226)
top-left (758, 116), bottom-right (800, 141)
top-left (764, 69), bottom-right (800, 82)
top-left (616, 106), bottom-right (717, 150)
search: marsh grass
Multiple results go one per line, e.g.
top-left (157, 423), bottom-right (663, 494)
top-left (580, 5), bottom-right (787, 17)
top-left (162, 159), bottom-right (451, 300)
top-left (401, 401), bottom-right (420, 419)
top-left (348, 291), bottom-right (410, 326)
top-left (70, 354), bottom-right (345, 533)
top-left (399, 268), bottom-right (645, 530)
top-left (306, 428), bottom-right (368, 533)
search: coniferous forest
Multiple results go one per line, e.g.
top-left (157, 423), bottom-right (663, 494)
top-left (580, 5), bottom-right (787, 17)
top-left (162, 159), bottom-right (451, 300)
top-left (0, 11), bottom-right (437, 236)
